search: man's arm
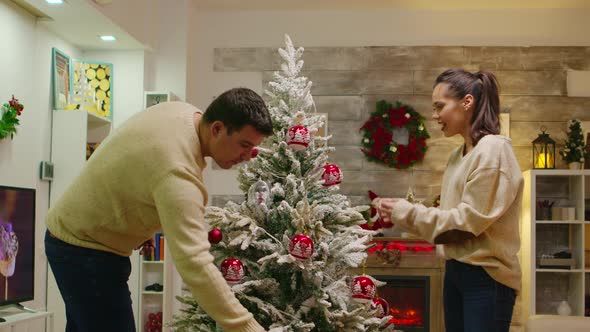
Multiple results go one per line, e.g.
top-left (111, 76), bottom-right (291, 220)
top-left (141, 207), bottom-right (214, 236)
top-left (153, 169), bottom-right (264, 332)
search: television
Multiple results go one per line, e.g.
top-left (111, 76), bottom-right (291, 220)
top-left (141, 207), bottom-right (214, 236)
top-left (0, 186), bottom-right (35, 307)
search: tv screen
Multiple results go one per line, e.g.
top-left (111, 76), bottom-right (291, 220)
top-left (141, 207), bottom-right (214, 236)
top-left (0, 186), bottom-right (35, 306)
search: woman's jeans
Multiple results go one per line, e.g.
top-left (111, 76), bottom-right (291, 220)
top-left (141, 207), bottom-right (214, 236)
top-left (45, 231), bottom-right (136, 332)
top-left (444, 259), bottom-right (516, 332)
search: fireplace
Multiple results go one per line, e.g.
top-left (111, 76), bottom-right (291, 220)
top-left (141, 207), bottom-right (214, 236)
top-left (358, 239), bottom-right (445, 332)
top-left (376, 276), bottom-right (430, 332)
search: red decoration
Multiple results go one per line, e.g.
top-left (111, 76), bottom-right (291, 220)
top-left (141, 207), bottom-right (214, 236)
top-left (367, 241), bottom-right (435, 254)
top-left (289, 234), bottom-right (314, 260)
top-left (251, 147), bottom-right (259, 158)
top-left (360, 100), bottom-right (429, 169)
top-left (371, 297), bottom-right (390, 318)
top-left (145, 311), bottom-right (163, 332)
top-left (208, 228), bottom-right (223, 244)
top-left (286, 125), bottom-right (311, 150)
top-left (361, 190), bottom-right (394, 230)
top-left (351, 276), bottom-right (376, 303)
top-left (321, 163), bottom-right (342, 186)
top-left (1, 95), bottom-right (25, 140)
top-left (220, 258), bottom-right (245, 284)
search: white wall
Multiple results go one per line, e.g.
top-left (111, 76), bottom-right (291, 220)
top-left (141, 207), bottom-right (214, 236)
top-left (0, 0), bottom-right (81, 330)
top-left (186, 7), bottom-right (590, 194)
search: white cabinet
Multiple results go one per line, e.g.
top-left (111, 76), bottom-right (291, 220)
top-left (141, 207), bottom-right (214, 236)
top-left (520, 169), bottom-right (590, 321)
top-left (47, 110), bottom-right (112, 332)
top-left (49, 110), bottom-right (111, 204)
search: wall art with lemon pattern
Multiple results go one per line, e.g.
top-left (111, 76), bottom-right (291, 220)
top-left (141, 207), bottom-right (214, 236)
top-left (67, 59), bottom-right (113, 119)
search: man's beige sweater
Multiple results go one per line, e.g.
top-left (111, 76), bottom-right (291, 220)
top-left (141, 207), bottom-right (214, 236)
top-left (389, 135), bottom-right (523, 291)
top-left (46, 102), bottom-right (264, 332)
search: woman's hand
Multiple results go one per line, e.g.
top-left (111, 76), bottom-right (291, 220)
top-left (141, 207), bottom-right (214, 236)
top-left (374, 198), bottom-right (399, 225)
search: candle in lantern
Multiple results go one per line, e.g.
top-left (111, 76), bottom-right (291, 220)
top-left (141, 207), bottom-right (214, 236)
top-left (535, 152), bottom-right (553, 168)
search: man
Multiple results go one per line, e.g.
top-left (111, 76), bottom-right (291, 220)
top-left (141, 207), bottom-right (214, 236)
top-left (45, 88), bottom-right (273, 332)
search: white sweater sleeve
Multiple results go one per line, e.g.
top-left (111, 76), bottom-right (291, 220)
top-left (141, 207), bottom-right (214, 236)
top-left (390, 167), bottom-right (518, 243)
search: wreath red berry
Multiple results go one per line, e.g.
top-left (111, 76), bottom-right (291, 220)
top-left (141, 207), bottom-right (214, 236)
top-left (360, 100), bottom-right (429, 169)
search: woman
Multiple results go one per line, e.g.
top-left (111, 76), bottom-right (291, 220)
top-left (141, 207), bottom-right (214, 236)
top-left (377, 69), bottom-right (523, 332)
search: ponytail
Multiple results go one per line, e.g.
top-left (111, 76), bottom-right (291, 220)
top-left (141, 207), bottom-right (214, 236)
top-left (434, 69), bottom-right (501, 145)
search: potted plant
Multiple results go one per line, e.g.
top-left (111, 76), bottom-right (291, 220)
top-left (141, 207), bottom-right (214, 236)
top-left (560, 119), bottom-right (588, 169)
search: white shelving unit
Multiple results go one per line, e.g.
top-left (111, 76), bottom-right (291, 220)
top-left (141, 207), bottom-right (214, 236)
top-left (520, 169), bottom-right (590, 321)
top-left (47, 110), bottom-right (112, 332)
top-left (138, 243), bottom-right (182, 332)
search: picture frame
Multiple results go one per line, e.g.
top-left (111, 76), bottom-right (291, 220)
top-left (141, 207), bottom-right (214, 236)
top-left (500, 113), bottom-right (510, 137)
top-left (51, 48), bottom-right (71, 110)
top-left (71, 59), bottom-right (113, 119)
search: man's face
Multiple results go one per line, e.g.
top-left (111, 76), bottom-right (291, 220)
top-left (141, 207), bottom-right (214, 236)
top-left (210, 122), bottom-right (266, 169)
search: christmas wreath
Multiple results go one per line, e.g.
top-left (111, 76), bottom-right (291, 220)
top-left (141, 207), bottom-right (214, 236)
top-left (360, 100), bottom-right (429, 169)
top-left (0, 96), bottom-right (24, 140)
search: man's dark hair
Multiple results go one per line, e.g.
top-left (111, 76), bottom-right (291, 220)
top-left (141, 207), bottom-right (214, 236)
top-left (203, 88), bottom-right (273, 136)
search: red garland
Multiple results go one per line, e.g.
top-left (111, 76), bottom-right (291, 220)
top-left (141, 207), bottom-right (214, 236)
top-left (367, 242), bottom-right (435, 254)
top-left (360, 100), bottom-right (429, 169)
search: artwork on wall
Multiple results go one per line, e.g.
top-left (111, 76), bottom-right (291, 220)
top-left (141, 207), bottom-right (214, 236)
top-left (51, 48), bottom-right (71, 110)
top-left (500, 113), bottom-right (510, 137)
top-left (71, 59), bottom-right (113, 119)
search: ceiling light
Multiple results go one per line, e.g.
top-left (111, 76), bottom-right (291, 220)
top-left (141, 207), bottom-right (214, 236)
top-left (45, 0), bottom-right (64, 4)
top-left (100, 35), bottom-right (116, 42)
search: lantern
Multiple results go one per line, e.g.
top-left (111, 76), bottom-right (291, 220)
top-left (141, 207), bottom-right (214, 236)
top-left (532, 126), bottom-right (555, 169)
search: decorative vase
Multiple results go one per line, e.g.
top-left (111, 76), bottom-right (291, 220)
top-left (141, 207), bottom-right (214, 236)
top-left (568, 162), bottom-right (582, 170)
top-left (557, 300), bottom-right (572, 316)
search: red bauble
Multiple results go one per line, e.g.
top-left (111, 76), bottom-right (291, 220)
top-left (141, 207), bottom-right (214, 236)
top-left (321, 163), bottom-right (343, 186)
top-left (371, 297), bottom-right (390, 318)
top-left (289, 234), bottom-right (314, 260)
top-left (208, 228), bottom-right (223, 244)
top-left (220, 258), bottom-right (245, 284)
top-left (351, 276), bottom-right (376, 303)
top-left (251, 147), bottom-right (259, 158)
top-left (286, 125), bottom-right (311, 151)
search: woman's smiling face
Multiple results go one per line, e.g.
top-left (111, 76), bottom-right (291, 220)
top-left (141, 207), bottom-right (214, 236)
top-left (432, 83), bottom-right (472, 139)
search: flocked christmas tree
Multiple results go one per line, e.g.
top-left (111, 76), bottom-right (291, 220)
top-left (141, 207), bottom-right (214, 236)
top-left (560, 119), bottom-right (588, 165)
top-left (171, 35), bottom-right (396, 332)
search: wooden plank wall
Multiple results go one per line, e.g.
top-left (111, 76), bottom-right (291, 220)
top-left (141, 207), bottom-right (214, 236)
top-left (214, 46), bottom-right (590, 205)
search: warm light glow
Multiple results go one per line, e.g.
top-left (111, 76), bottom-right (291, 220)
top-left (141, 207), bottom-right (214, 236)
top-left (388, 307), bottom-right (424, 326)
top-left (99, 35), bottom-right (116, 42)
top-left (535, 152), bottom-right (554, 168)
top-left (45, 0), bottom-right (64, 4)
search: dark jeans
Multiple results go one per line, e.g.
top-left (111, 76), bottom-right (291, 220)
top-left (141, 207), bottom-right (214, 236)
top-left (45, 231), bottom-right (136, 332)
top-left (444, 259), bottom-right (516, 332)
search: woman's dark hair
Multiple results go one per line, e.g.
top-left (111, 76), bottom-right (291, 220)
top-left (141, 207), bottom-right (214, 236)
top-left (203, 88), bottom-right (273, 136)
top-left (434, 69), bottom-right (501, 145)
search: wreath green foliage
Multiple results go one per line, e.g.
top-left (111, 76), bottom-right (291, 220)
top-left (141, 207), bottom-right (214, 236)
top-left (360, 100), bottom-right (429, 169)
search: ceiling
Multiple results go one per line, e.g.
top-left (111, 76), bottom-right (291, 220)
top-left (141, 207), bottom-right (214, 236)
top-left (193, 0), bottom-right (590, 11)
top-left (11, 0), bottom-right (144, 51)
top-left (10, 0), bottom-right (590, 50)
